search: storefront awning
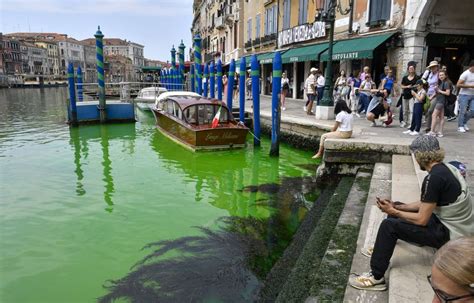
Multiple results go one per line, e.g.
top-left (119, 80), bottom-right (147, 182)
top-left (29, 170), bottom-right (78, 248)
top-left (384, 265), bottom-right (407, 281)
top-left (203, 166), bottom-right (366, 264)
top-left (320, 33), bottom-right (395, 61)
top-left (281, 42), bottom-right (329, 64)
top-left (258, 52), bottom-right (276, 64)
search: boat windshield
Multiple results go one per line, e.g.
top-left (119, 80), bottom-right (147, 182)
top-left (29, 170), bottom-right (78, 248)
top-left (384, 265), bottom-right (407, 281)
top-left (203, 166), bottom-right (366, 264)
top-left (141, 90), bottom-right (158, 98)
top-left (183, 104), bottom-right (229, 125)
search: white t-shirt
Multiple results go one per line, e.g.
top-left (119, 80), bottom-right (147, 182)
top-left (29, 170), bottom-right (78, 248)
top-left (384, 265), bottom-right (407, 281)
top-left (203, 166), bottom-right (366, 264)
top-left (336, 111), bottom-right (353, 132)
top-left (458, 69), bottom-right (474, 95)
top-left (281, 77), bottom-right (289, 88)
top-left (305, 74), bottom-right (316, 94)
top-left (317, 75), bottom-right (325, 87)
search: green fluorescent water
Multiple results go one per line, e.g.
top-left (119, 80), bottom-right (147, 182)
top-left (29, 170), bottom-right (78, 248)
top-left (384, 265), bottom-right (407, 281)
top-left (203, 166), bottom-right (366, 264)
top-left (0, 88), bottom-right (320, 303)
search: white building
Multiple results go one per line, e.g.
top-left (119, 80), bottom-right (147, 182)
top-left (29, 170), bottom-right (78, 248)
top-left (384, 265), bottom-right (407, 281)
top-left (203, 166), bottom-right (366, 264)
top-left (57, 35), bottom-right (85, 75)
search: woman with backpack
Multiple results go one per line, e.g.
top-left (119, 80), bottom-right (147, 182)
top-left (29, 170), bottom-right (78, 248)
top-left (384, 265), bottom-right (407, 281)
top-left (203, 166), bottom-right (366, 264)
top-left (428, 71), bottom-right (452, 137)
top-left (403, 79), bottom-right (428, 135)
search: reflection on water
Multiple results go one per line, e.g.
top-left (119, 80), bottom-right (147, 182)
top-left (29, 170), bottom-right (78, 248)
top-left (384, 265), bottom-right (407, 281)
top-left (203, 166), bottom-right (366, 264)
top-left (0, 88), bottom-right (324, 303)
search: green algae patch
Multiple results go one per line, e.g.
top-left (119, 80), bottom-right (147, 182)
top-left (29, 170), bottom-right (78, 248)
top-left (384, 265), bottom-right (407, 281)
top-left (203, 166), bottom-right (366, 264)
top-left (274, 177), bottom-right (355, 302)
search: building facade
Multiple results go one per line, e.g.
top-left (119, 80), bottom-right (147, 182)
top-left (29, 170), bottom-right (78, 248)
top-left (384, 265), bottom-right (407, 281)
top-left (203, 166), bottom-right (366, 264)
top-left (82, 44), bottom-right (97, 83)
top-left (1, 36), bottom-right (23, 75)
top-left (192, 0), bottom-right (474, 100)
top-left (22, 42), bottom-right (49, 75)
top-left (35, 40), bottom-right (60, 76)
top-left (57, 36), bottom-right (85, 75)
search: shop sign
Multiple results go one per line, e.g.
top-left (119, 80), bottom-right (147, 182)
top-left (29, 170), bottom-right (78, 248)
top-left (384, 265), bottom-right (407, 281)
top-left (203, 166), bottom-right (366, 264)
top-left (332, 52), bottom-right (360, 60)
top-left (278, 22), bottom-right (326, 47)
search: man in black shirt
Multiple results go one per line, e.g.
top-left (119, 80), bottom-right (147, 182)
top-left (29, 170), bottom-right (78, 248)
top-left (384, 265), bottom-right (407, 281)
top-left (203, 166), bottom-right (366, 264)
top-left (349, 136), bottom-right (472, 291)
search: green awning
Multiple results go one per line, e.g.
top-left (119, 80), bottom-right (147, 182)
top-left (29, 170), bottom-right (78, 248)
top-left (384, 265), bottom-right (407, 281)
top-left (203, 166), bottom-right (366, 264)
top-left (141, 66), bottom-right (161, 71)
top-left (320, 33), bottom-right (395, 61)
top-left (258, 52), bottom-right (275, 64)
top-left (281, 43), bottom-right (329, 64)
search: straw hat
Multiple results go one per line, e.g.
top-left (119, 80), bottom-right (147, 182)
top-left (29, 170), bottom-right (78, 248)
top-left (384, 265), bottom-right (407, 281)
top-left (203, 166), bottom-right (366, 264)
top-left (426, 60), bottom-right (439, 69)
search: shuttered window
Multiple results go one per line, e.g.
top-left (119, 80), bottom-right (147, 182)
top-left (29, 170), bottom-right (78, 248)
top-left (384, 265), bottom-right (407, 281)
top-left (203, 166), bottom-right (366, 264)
top-left (367, 0), bottom-right (391, 26)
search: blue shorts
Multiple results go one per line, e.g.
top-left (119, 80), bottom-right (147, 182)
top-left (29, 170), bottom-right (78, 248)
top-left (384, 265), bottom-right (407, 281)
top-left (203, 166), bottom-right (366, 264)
top-left (307, 94), bottom-right (316, 102)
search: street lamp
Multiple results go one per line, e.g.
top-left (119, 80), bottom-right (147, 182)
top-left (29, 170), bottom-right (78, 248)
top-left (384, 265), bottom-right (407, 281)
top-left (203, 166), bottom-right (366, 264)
top-left (316, 0), bottom-right (353, 109)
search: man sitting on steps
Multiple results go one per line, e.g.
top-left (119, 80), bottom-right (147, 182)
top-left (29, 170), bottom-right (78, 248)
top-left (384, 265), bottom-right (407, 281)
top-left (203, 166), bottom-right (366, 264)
top-left (349, 135), bottom-right (474, 291)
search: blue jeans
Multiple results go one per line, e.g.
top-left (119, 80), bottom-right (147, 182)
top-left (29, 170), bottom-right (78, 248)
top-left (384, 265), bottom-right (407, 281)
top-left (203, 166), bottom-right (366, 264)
top-left (458, 94), bottom-right (474, 127)
top-left (410, 103), bottom-right (423, 132)
top-left (359, 94), bottom-right (370, 113)
top-left (317, 86), bottom-right (324, 105)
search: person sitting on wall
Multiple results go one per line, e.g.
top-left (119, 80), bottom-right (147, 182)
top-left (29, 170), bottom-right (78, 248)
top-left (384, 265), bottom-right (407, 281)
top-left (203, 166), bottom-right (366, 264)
top-left (428, 236), bottom-right (474, 303)
top-left (311, 99), bottom-right (353, 159)
top-left (349, 135), bottom-right (474, 291)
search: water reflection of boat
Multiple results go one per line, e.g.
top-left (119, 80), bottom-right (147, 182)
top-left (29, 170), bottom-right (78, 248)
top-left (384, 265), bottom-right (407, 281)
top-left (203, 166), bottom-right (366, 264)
top-left (151, 92), bottom-right (249, 151)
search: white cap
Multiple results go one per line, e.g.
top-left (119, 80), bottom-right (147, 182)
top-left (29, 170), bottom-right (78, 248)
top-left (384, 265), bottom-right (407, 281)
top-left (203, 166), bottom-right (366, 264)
top-left (310, 67), bottom-right (318, 73)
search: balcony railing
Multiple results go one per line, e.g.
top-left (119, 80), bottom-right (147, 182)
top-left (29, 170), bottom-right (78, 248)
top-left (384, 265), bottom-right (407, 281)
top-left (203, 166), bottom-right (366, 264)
top-left (252, 38), bottom-right (261, 46)
top-left (244, 41), bottom-right (252, 49)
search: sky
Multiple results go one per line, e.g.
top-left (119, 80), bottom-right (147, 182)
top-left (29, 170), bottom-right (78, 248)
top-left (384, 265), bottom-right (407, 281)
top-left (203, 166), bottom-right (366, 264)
top-left (0, 0), bottom-right (194, 61)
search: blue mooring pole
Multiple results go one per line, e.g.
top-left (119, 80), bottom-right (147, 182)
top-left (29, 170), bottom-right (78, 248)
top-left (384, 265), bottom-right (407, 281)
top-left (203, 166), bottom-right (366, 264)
top-left (251, 54), bottom-right (260, 146)
top-left (178, 40), bottom-right (185, 89)
top-left (226, 59), bottom-right (235, 113)
top-left (270, 52), bottom-right (282, 156)
top-left (94, 26), bottom-right (106, 123)
top-left (67, 63), bottom-right (78, 125)
top-left (77, 66), bottom-right (83, 101)
top-left (171, 45), bottom-right (176, 72)
top-left (239, 57), bottom-right (246, 123)
top-left (217, 59), bottom-right (223, 100)
top-left (173, 69), bottom-right (177, 91)
top-left (190, 65), bottom-right (195, 92)
top-left (209, 61), bottom-right (215, 99)
top-left (203, 64), bottom-right (209, 97)
top-left (194, 35), bottom-right (202, 95)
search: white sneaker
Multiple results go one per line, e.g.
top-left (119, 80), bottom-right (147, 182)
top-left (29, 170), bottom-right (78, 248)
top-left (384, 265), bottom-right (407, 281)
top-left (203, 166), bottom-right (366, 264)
top-left (349, 271), bottom-right (387, 291)
top-left (427, 131), bottom-right (437, 137)
top-left (437, 132), bottom-right (444, 138)
top-left (403, 130), bottom-right (412, 134)
top-left (410, 131), bottom-right (419, 136)
top-left (370, 121), bottom-right (377, 127)
top-left (400, 121), bottom-right (406, 128)
top-left (458, 127), bottom-right (466, 133)
top-left (464, 124), bottom-right (470, 131)
top-left (303, 106), bottom-right (307, 112)
top-left (356, 113), bottom-right (361, 118)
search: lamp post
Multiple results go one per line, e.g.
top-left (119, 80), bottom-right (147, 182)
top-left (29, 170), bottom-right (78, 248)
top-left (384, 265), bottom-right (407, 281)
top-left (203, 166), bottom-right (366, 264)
top-left (316, 0), bottom-right (353, 114)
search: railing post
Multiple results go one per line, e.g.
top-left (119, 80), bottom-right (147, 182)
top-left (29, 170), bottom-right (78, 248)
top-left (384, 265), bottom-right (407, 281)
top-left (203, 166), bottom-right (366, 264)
top-left (239, 57), bottom-right (246, 123)
top-left (94, 26), bottom-right (106, 123)
top-left (190, 65), bottom-right (195, 92)
top-left (251, 54), bottom-right (260, 146)
top-left (209, 61), bottom-right (215, 99)
top-left (68, 63), bottom-right (78, 126)
top-left (77, 66), bottom-right (83, 101)
top-left (203, 64), bottom-right (209, 97)
top-left (270, 52), bottom-right (282, 157)
top-left (217, 59), bottom-right (223, 100)
top-left (179, 40), bottom-right (186, 89)
top-left (194, 34), bottom-right (202, 95)
top-left (226, 59), bottom-right (235, 113)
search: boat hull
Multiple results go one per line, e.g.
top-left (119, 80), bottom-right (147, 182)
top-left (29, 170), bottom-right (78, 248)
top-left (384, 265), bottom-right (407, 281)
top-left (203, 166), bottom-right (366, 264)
top-left (152, 109), bottom-right (248, 151)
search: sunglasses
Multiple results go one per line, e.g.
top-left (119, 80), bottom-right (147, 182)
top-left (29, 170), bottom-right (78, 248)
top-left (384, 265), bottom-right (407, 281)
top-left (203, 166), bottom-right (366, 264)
top-left (427, 275), bottom-right (474, 302)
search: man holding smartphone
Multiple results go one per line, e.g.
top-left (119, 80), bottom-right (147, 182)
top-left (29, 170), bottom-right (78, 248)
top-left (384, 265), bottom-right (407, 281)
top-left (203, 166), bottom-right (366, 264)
top-left (349, 136), bottom-right (474, 291)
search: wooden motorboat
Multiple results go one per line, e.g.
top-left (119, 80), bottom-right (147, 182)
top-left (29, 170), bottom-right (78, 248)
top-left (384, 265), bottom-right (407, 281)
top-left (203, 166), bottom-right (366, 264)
top-left (134, 87), bottom-right (168, 103)
top-left (151, 92), bottom-right (249, 151)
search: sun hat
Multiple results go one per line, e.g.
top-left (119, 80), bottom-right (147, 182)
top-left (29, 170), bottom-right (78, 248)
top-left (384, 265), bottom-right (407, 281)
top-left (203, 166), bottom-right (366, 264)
top-left (409, 135), bottom-right (440, 153)
top-left (426, 60), bottom-right (439, 69)
top-left (310, 67), bottom-right (318, 73)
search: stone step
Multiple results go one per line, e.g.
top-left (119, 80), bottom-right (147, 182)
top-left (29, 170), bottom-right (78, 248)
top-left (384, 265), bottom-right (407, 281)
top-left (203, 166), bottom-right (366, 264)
top-left (389, 155), bottom-right (435, 303)
top-left (343, 163), bottom-right (391, 303)
top-left (305, 170), bottom-right (372, 302)
top-left (275, 177), bottom-right (355, 303)
top-left (256, 184), bottom-right (337, 302)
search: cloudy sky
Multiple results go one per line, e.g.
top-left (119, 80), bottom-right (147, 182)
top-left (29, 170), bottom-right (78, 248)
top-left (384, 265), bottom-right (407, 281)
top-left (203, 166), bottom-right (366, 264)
top-left (0, 0), bottom-right (194, 61)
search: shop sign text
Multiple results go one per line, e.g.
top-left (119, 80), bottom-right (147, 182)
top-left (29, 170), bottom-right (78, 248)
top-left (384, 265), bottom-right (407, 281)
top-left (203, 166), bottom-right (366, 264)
top-left (278, 22), bottom-right (326, 47)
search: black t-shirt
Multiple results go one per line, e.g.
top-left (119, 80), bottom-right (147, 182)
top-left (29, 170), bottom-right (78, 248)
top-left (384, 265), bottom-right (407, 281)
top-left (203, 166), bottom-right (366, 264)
top-left (436, 80), bottom-right (450, 105)
top-left (421, 163), bottom-right (462, 206)
top-left (402, 74), bottom-right (419, 99)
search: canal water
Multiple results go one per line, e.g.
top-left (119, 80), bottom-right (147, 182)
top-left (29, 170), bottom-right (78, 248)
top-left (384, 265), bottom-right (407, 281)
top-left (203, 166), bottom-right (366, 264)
top-left (0, 88), bottom-right (327, 303)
